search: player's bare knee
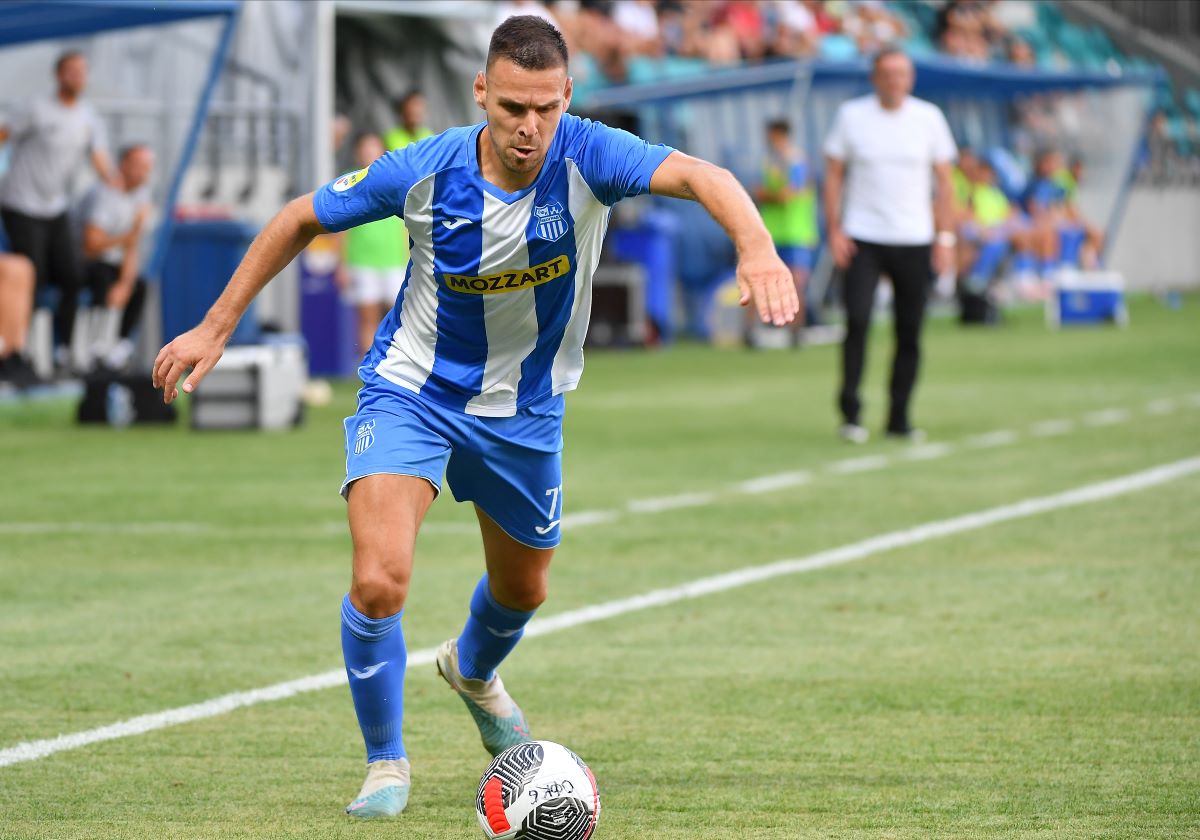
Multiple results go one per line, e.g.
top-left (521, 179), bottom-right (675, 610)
top-left (494, 577), bottom-right (548, 612)
top-left (351, 563), bottom-right (411, 618)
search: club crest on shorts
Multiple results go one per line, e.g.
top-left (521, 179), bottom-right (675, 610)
top-left (354, 419), bottom-right (375, 454)
top-left (532, 200), bottom-right (568, 242)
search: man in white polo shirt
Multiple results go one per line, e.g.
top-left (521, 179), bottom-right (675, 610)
top-left (823, 46), bottom-right (956, 443)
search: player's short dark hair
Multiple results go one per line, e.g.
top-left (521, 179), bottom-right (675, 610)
top-left (766, 118), bottom-right (790, 136)
top-left (871, 44), bottom-right (908, 72)
top-left (55, 50), bottom-right (85, 73)
top-left (487, 15), bottom-right (568, 72)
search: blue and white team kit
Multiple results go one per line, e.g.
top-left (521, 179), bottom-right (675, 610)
top-left (313, 114), bottom-right (675, 548)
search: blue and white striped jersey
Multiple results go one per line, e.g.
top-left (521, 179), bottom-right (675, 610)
top-left (314, 114), bottom-right (674, 417)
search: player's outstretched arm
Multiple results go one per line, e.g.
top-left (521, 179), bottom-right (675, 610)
top-left (152, 193), bottom-right (326, 404)
top-left (649, 151), bottom-right (799, 326)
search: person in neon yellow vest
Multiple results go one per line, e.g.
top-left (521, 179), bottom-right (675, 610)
top-left (754, 119), bottom-right (818, 342)
top-left (337, 133), bottom-right (409, 354)
top-left (384, 90), bottom-right (433, 151)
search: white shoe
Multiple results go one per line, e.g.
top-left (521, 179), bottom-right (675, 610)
top-left (435, 638), bottom-right (532, 757)
top-left (345, 757), bottom-right (410, 819)
top-left (839, 423), bottom-right (869, 444)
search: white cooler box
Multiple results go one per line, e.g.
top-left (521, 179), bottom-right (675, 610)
top-left (191, 339), bottom-right (307, 430)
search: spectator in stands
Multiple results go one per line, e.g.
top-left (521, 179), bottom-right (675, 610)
top-left (1006, 36), bottom-right (1036, 67)
top-left (754, 118), bottom-right (818, 342)
top-left (842, 0), bottom-right (907, 55)
top-left (385, 90), bottom-right (433, 151)
top-left (770, 0), bottom-right (820, 58)
top-left (0, 252), bottom-right (39, 388)
top-left (0, 51), bottom-right (115, 374)
top-left (823, 46), bottom-right (957, 443)
top-left (337, 133), bottom-right (408, 356)
top-left (80, 143), bottom-right (154, 372)
top-left (576, 1), bottom-right (633, 80)
top-left (613, 0), bottom-right (663, 56)
top-left (714, 1), bottom-right (769, 61)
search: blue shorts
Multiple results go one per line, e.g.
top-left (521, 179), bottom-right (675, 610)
top-left (342, 383), bottom-right (565, 549)
top-left (776, 245), bottom-right (814, 272)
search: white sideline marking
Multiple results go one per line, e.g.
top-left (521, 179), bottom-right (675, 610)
top-left (6, 455), bottom-right (1196, 769)
top-left (965, 429), bottom-right (1019, 449)
top-left (1186, 393), bottom-right (1200, 408)
top-left (732, 471), bottom-right (812, 495)
top-left (559, 510), bottom-right (620, 529)
top-left (902, 443), bottom-right (954, 461)
top-left (1030, 419), bottom-right (1075, 437)
top-left (828, 454), bottom-right (890, 474)
top-left (626, 492), bottom-right (715, 514)
top-left (1084, 408), bottom-right (1131, 427)
top-left (1144, 399), bottom-right (1177, 416)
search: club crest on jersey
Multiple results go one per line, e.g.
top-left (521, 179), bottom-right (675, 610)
top-left (354, 419), bottom-right (375, 454)
top-left (532, 200), bottom-right (568, 242)
top-left (332, 166), bottom-right (370, 193)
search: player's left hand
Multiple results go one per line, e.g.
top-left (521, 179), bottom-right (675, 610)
top-left (737, 249), bottom-right (800, 326)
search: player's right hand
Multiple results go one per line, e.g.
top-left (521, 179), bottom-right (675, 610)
top-left (152, 324), bottom-right (227, 405)
top-left (829, 228), bottom-right (857, 270)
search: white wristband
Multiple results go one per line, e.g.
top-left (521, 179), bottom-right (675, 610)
top-left (936, 231), bottom-right (957, 247)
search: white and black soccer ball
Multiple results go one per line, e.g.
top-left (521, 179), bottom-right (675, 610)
top-left (476, 740), bottom-right (600, 840)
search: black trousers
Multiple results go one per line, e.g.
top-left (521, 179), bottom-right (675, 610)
top-left (86, 261), bottom-right (147, 340)
top-left (838, 239), bottom-right (932, 431)
top-left (1, 206), bottom-right (83, 349)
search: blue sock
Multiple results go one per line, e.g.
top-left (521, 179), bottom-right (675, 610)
top-left (456, 575), bottom-right (535, 681)
top-left (340, 594), bottom-right (406, 762)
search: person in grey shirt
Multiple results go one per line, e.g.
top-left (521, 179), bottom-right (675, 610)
top-left (0, 51), bottom-right (115, 369)
top-left (81, 144), bottom-right (153, 371)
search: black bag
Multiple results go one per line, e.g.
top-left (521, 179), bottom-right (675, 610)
top-left (77, 373), bottom-right (177, 426)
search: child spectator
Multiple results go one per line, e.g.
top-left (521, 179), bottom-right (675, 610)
top-left (337, 133), bottom-right (409, 356)
top-left (755, 118), bottom-right (818, 340)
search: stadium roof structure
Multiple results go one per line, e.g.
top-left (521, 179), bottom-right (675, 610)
top-left (0, 0), bottom-right (239, 48)
top-left (0, 0), bottom-right (242, 280)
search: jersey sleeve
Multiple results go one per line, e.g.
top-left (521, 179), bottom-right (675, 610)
top-left (575, 121), bottom-right (675, 206)
top-left (313, 147), bottom-right (418, 233)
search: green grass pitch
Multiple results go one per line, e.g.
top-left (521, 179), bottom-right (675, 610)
top-left (1, 296), bottom-right (1198, 839)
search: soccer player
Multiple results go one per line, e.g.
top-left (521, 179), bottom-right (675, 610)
top-left (153, 16), bottom-right (797, 819)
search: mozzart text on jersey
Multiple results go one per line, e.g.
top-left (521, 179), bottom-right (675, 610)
top-left (442, 255), bottom-right (571, 295)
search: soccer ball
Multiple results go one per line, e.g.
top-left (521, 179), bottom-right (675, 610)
top-left (476, 740), bottom-right (600, 840)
